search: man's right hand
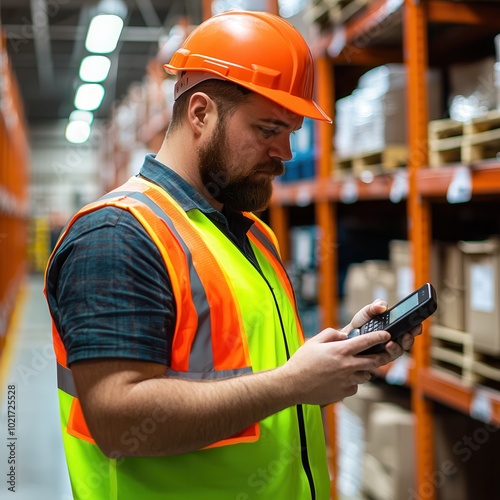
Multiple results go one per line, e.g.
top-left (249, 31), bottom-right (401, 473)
top-left (283, 327), bottom-right (391, 406)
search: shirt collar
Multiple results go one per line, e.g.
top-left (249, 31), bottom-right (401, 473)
top-left (137, 154), bottom-right (254, 235)
top-left (139, 153), bottom-right (218, 215)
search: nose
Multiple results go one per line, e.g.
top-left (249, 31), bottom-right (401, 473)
top-left (268, 134), bottom-right (293, 162)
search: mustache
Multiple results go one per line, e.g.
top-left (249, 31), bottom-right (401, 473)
top-left (254, 159), bottom-right (285, 177)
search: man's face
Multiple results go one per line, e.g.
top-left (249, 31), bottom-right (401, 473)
top-left (198, 94), bottom-right (303, 212)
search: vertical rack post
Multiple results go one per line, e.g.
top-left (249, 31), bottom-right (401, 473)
top-left (202, 0), bottom-right (212, 20)
top-left (315, 56), bottom-right (336, 331)
top-left (404, 1), bottom-right (435, 498)
top-left (315, 54), bottom-right (338, 499)
top-left (268, 205), bottom-right (290, 264)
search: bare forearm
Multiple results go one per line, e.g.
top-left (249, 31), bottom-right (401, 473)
top-left (83, 365), bottom-right (297, 458)
top-left (75, 323), bottom-right (407, 459)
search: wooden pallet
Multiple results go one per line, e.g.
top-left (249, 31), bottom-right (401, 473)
top-left (330, 0), bottom-right (371, 24)
top-left (428, 118), bottom-right (464, 167)
top-left (431, 324), bottom-right (500, 391)
top-left (428, 111), bottom-right (500, 166)
top-left (461, 110), bottom-right (500, 164)
top-left (334, 144), bottom-right (407, 177)
top-left (431, 324), bottom-right (476, 386)
top-left (473, 354), bottom-right (500, 393)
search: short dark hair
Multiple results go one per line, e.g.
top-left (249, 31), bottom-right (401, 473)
top-left (167, 79), bottom-right (253, 134)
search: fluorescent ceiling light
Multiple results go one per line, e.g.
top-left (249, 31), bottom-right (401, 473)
top-left (69, 110), bottom-right (94, 124)
top-left (74, 83), bottom-right (106, 111)
top-left (65, 121), bottom-right (91, 144)
top-left (79, 55), bottom-right (111, 82)
top-left (85, 14), bottom-right (124, 54)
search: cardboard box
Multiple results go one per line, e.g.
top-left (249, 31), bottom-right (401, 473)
top-left (458, 238), bottom-right (500, 354)
top-left (335, 403), bottom-right (365, 498)
top-left (362, 402), bottom-right (415, 500)
top-left (344, 262), bottom-right (373, 320)
top-left (433, 413), bottom-right (468, 500)
top-left (335, 64), bottom-right (442, 157)
top-left (341, 383), bottom-right (410, 445)
top-left (449, 57), bottom-right (497, 121)
top-left (362, 452), bottom-right (396, 500)
top-left (389, 239), bottom-right (441, 309)
top-left (337, 385), bottom-right (410, 499)
top-left (364, 259), bottom-right (397, 307)
top-left (389, 240), bottom-right (414, 300)
top-left (439, 243), bottom-right (466, 331)
top-left (344, 260), bottom-right (396, 320)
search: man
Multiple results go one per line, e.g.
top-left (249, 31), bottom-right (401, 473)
top-left (45, 10), bottom-right (421, 500)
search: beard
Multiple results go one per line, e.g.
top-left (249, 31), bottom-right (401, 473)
top-left (198, 118), bottom-right (285, 212)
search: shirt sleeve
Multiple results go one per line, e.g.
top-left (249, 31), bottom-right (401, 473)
top-left (45, 206), bottom-right (176, 366)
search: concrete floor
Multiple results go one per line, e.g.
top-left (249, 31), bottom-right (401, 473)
top-left (0, 274), bottom-right (72, 499)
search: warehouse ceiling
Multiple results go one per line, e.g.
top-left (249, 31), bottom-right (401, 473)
top-left (0, 0), bottom-right (204, 123)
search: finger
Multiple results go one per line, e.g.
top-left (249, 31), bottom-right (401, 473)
top-left (385, 340), bottom-right (405, 359)
top-left (386, 331), bottom-right (417, 354)
top-left (345, 370), bottom-right (376, 387)
top-left (354, 370), bottom-right (372, 384)
top-left (399, 332), bottom-right (415, 351)
top-left (344, 330), bottom-right (391, 356)
top-left (345, 299), bottom-right (389, 332)
top-left (314, 327), bottom-right (348, 343)
top-left (410, 324), bottom-right (423, 337)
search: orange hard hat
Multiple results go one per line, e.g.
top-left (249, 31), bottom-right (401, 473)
top-left (164, 10), bottom-right (332, 123)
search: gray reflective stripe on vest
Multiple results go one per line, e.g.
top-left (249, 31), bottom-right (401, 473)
top-left (98, 190), bottom-right (215, 373)
top-left (57, 363), bottom-right (77, 397)
top-left (248, 224), bottom-right (282, 263)
top-left (249, 223), bottom-right (301, 308)
top-left (166, 366), bottom-right (252, 380)
top-left (57, 362), bottom-right (251, 394)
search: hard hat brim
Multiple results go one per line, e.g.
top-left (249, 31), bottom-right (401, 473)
top-left (164, 64), bottom-right (332, 124)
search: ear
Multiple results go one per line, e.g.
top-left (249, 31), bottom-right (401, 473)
top-left (187, 92), bottom-right (217, 135)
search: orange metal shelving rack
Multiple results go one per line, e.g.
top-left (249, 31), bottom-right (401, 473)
top-left (269, 1), bottom-right (500, 499)
top-left (0, 31), bottom-right (29, 359)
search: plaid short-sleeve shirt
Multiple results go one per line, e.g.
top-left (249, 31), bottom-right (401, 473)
top-left (45, 154), bottom-right (256, 366)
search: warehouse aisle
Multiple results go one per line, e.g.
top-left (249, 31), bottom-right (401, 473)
top-left (0, 274), bottom-right (72, 499)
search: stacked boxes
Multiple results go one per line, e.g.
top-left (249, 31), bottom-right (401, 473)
top-left (448, 56), bottom-right (498, 122)
top-left (344, 260), bottom-right (397, 320)
top-left (389, 239), bottom-right (414, 301)
top-left (433, 237), bottom-right (500, 354)
top-left (429, 238), bottom-right (500, 390)
top-left (458, 237), bottom-right (500, 354)
top-left (362, 403), bottom-right (415, 500)
top-left (336, 384), bottom-right (414, 500)
top-left (344, 239), bottom-right (414, 320)
top-left (439, 243), bottom-right (466, 331)
top-left (344, 239), bottom-right (441, 321)
top-left (335, 64), bottom-right (442, 160)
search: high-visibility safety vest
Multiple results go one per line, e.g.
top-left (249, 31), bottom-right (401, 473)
top-left (45, 176), bottom-right (330, 500)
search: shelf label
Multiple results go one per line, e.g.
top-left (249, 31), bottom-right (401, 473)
top-left (386, 0), bottom-right (404, 15)
top-left (470, 388), bottom-right (493, 423)
top-left (447, 165), bottom-right (472, 204)
top-left (385, 353), bottom-right (410, 385)
top-left (327, 26), bottom-right (346, 58)
top-left (340, 177), bottom-right (358, 204)
top-left (389, 171), bottom-right (408, 203)
top-left (470, 264), bottom-right (495, 313)
top-left (296, 187), bottom-right (312, 207)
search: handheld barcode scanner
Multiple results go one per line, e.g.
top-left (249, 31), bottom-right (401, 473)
top-left (347, 282), bottom-right (437, 355)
